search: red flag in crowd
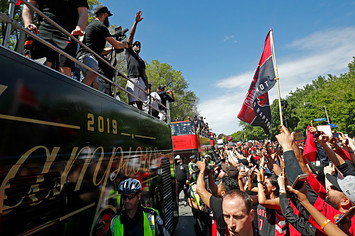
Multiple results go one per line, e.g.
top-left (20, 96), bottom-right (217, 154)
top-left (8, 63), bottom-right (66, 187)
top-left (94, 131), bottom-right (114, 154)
top-left (16, 0), bottom-right (21, 5)
top-left (237, 30), bottom-right (276, 133)
top-left (303, 126), bottom-right (317, 163)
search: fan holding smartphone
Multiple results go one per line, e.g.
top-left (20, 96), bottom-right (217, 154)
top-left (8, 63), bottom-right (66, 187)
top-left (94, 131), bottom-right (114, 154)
top-left (291, 174), bottom-right (309, 190)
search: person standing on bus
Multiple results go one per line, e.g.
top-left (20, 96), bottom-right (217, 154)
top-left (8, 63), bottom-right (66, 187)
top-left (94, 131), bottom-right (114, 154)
top-left (110, 178), bottom-right (169, 236)
top-left (76, 5), bottom-right (129, 90)
top-left (22, 0), bottom-right (89, 77)
top-left (157, 85), bottom-right (175, 121)
top-left (175, 155), bottom-right (189, 206)
top-left (125, 11), bottom-right (148, 110)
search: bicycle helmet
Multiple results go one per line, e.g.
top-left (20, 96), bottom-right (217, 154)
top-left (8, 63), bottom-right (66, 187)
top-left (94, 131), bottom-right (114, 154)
top-left (118, 178), bottom-right (142, 194)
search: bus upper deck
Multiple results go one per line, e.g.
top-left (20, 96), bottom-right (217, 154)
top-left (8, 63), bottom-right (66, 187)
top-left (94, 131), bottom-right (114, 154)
top-left (0, 1), bottom-right (177, 235)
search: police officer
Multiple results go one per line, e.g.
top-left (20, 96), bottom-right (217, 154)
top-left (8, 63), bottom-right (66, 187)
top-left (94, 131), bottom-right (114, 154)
top-left (175, 155), bottom-right (189, 206)
top-left (110, 178), bottom-right (169, 236)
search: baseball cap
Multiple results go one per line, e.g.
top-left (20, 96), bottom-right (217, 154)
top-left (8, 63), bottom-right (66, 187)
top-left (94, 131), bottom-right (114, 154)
top-left (94, 6), bottom-right (113, 16)
top-left (158, 84), bottom-right (166, 90)
top-left (326, 174), bottom-right (355, 203)
top-left (133, 41), bottom-right (141, 47)
top-left (174, 155), bottom-right (181, 160)
top-left (221, 163), bottom-right (238, 179)
top-left (326, 174), bottom-right (342, 191)
top-left (338, 175), bottom-right (355, 203)
top-left (239, 158), bottom-right (249, 166)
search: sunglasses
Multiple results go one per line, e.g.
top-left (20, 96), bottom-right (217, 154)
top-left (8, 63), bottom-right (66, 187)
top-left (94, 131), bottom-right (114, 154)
top-left (122, 194), bottom-right (137, 200)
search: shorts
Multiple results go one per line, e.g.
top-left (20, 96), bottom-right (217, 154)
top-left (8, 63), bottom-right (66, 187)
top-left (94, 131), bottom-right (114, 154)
top-left (126, 77), bottom-right (147, 103)
top-left (77, 53), bottom-right (99, 76)
top-left (35, 29), bottom-right (77, 70)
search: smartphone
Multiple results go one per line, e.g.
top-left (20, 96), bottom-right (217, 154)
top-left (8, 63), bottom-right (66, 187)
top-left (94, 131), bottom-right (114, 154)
top-left (333, 132), bottom-right (340, 138)
top-left (292, 174), bottom-right (308, 190)
top-left (335, 206), bottom-right (355, 224)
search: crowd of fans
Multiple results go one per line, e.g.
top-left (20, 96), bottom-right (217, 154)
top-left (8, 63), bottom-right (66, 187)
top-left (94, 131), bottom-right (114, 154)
top-left (15, 2), bottom-right (355, 235)
top-left (180, 124), bottom-right (355, 236)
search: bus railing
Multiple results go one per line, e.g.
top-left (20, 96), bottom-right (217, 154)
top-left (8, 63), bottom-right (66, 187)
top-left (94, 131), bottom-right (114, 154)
top-left (2, 0), bottom-right (170, 121)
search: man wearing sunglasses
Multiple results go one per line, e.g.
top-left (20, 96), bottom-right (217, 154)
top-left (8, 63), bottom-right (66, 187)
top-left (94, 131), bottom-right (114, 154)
top-left (110, 178), bottom-right (170, 235)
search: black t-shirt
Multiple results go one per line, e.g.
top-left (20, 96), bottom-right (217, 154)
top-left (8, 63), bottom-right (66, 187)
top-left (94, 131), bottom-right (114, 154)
top-left (209, 195), bottom-right (226, 235)
top-left (36, 0), bottom-right (88, 32)
top-left (257, 204), bottom-right (289, 236)
top-left (77, 20), bottom-right (111, 58)
top-left (157, 91), bottom-right (175, 110)
top-left (120, 206), bottom-right (145, 236)
top-left (175, 163), bottom-right (189, 182)
top-left (125, 47), bottom-right (145, 77)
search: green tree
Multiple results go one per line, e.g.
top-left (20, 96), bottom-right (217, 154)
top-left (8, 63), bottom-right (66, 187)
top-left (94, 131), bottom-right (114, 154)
top-left (269, 58), bottom-right (355, 137)
top-left (145, 60), bottom-right (199, 120)
top-left (238, 57), bottom-right (355, 138)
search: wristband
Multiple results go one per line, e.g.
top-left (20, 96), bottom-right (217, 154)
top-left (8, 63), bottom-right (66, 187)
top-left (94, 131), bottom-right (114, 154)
top-left (320, 219), bottom-right (331, 230)
top-left (257, 181), bottom-right (263, 184)
top-left (279, 189), bottom-right (286, 194)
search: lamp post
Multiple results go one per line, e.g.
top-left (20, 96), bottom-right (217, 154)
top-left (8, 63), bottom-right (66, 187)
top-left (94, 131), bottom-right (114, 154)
top-left (303, 102), bottom-right (330, 124)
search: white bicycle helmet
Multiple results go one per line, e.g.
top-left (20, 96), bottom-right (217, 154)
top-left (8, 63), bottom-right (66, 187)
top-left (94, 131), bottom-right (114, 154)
top-left (118, 178), bottom-right (142, 194)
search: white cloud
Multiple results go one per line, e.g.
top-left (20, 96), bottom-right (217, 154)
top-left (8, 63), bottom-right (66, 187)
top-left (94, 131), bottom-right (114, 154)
top-left (200, 27), bottom-right (355, 135)
top-left (224, 35), bottom-right (237, 43)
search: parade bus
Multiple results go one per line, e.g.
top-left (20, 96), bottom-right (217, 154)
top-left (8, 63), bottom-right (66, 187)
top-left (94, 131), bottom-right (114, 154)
top-left (170, 120), bottom-right (213, 160)
top-left (0, 3), bottom-right (177, 235)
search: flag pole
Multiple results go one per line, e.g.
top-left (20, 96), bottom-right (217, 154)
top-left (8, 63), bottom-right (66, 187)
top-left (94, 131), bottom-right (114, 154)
top-left (270, 29), bottom-right (283, 126)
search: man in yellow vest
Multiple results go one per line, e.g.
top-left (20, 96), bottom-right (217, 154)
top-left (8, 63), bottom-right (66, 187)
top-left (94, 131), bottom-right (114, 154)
top-left (110, 178), bottom-right (169, 236)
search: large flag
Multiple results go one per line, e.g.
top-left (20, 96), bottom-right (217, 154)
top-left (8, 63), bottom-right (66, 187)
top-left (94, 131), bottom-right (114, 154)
top-left (237, 30), bottom-right (276, 133)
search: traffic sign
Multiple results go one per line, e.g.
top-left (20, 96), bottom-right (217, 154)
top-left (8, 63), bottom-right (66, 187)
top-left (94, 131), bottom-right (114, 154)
top-left (314, 118), bottom-right (326, 122)
top-left (330, 124), bottom-right (337, 128)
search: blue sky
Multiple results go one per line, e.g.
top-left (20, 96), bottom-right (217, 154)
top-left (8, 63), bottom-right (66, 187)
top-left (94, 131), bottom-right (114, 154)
top-left (99, 0), bottom-right (355, 135)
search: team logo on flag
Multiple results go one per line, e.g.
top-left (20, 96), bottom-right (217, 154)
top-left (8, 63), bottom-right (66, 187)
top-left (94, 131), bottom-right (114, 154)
top-left (237, 30), bottom-right (276, 133)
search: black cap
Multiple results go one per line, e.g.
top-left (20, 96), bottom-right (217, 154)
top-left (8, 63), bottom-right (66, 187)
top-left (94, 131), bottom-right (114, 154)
top-left (239, 158), bottom-right (249, 166)
top-left (94, 6), bottom-right (113, 16)
top-left (133, 41), bottom-right (141, 47)
top-left (158, 84), bottom-right (166, 90)
top-left (326, 174), bottom-right (342, 191)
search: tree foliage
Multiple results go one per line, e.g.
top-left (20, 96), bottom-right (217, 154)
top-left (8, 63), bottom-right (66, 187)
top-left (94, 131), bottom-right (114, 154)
top-left (145, 60), bottom-right (199, 121)
top-left (233, 58), bottom-right (355, 140)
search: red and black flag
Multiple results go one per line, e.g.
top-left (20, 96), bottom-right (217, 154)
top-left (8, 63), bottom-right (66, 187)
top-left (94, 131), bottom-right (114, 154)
top-left (237, 30), bottom-right (276, 133)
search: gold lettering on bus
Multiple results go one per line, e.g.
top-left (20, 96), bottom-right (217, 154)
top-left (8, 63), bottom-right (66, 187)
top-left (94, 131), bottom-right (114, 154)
top-left (124, 147), bottom-right (133, 177)
top-left (93, 147), bottom-right (114, 186)
top-left (0, 146), bottom-right (59, 213)
top-left (75, 146), bottom-right (101, 191)
top-left (0, 144), bottom-right (164, 216)
top-left (90, 150), bottom-right (116, 234)
top-left (133, 146), bottom-right (143, 174)
top-left (61, 147), bottom-right (80, 188)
